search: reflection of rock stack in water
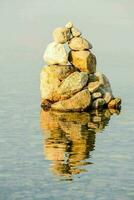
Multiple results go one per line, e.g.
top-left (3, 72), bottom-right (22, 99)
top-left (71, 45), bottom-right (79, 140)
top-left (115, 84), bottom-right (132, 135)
top-left (40, 109), bottom-right (120, 178)
top-left (40, 22), bottom-right (121, 111)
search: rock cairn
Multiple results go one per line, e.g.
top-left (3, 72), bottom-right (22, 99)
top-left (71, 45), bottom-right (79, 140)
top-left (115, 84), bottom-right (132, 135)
top-left (40, 22), bottom-right (121, 112)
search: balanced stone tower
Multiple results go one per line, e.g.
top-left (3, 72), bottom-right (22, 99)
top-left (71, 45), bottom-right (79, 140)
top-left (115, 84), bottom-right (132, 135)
top-left (40, 22), bottom-right (121, 111)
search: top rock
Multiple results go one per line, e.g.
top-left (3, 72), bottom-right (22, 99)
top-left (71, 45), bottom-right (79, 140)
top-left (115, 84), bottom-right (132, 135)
top-left (71, 27), bottom-right (81, 37)
top-left (65, 21), bottom-right (73, 29)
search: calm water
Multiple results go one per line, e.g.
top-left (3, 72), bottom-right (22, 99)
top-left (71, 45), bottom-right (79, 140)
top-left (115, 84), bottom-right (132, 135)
top-left (0, 1), bottom-right (134, 200)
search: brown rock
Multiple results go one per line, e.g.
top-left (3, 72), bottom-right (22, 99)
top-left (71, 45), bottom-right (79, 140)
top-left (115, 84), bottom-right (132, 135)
top-left (68, 37), bottom-right (92, 50)
top-left (68, 50), bottom-right (96, 73)
top-left (53, 27), bottom-right (70, 44)
top-left (51, 89), bottom-right (91, 111)
top-left (57, 71), bottom-right (89, 99)
top-left (108, 98), bottom-right (121, 109)
top-left (40, 65), bottom-right (76, 101)
top-left (88, 81), bottom-right (100, 93)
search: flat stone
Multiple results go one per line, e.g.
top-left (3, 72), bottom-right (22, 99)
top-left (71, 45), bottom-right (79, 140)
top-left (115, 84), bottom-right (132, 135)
top-left (88, 81), bottom-right (100, 93)
top-left (71, 27), bottom-right (81, 37)
top-left (108, 98), bottom-right (121, 109)
top-left (65, 21), bottom-right (73, 29)
top-left (51, 89), bottom-right (91, 111)
top-left (68, 37), bottom-right (92, 50)
top-left (92, 92), bottom-right (102, 100)
top-left (40, 65), bottom-right (76, 101)
top-left (57, 71), bottom-right (89, 99)
top-left (68, 50), bottom-right (96, 73)
top-left (53, 27), bottom-right (70, 44)
top-left (92, 98), bottom-right (106, 109)
top-left (43, 42), bottom-right (68, 65)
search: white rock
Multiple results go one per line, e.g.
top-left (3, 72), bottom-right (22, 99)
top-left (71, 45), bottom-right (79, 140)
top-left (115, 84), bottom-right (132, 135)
top-left (65, 21), bottom-right (73, 29)
top-left (43, 42), bottom-right (68, 65)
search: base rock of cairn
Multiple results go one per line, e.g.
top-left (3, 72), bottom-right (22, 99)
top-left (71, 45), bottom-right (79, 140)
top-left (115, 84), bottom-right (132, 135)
top-left (40, 22), bottom-right (121, 112)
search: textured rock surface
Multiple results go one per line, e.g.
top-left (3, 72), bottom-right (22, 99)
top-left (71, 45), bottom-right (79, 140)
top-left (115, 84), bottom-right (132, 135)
top-left (57, 71), bottom-right (89, 99)
top-left (53, 27), bottom-right (70, 44)
top-left (68, 37), bottom-right (92, 50)
top-left (68, 50), bottom-right (96, 73)
top-left (43, 42), bottom-right (68, 65)
top-left (88, 81), bottom-right (100, 93)
top-left (51, 89), bottom-right (91, 111)
top-left (40, 65), bottom-right (76, 101)
top-left (71, 27), bottom-right (81, 37)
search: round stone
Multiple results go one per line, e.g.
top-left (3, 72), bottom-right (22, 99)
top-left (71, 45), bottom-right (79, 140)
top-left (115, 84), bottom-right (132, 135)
top-left (53, 27), bottom-right (70, 44)
top-left (68, 37), bottom-right (92, 50)
top-left (65, 21), bottom-right (73, 29)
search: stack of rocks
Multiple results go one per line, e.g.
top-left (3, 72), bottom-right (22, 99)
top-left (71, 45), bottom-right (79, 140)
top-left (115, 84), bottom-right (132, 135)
top-left (40, 22), bottom-right (121, 112)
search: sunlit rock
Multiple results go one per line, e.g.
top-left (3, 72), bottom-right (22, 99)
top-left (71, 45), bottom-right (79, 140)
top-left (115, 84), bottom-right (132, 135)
top-left (57, 71), bottom-right (89, 99)
top-left (88, 81), bottom-right (100, 93)
top-left (40, 65), bottom-right (76, 101)
top-left (71, 27), bottom-right (81, 37)
top-left (51, 89), bottom-right (91, 111)
top-left (53, 27), bottom-right (70, 44)
top-left (68, 37), bottom-right (92, 50)
top-left (68, 50), bottom-right (96, 73)
top-left (108, 98), bottom-right (121, 109)
top-left (65, 21), bottom-right (73, 29)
